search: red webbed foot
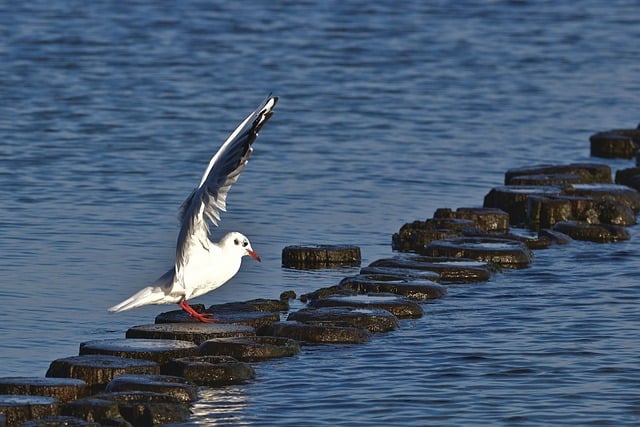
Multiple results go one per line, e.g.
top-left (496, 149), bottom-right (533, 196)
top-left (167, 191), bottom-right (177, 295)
top-left (178, 300), bottom-right (218, 323)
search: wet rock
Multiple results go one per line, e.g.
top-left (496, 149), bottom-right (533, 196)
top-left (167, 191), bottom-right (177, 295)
top-left (507, 173), bottom-right (584, 186)
top-left (155, 299), bottom-right (287, 330)
top-left (92, 391), bottom-right (190, 427)
top-left (0, 395), bottom-right (59, 427)
top-left (163, 355), bottom-right (255, 386)
top-left (46, 355), bottom-right (160, 394)
top-left (392, 219), bottom-right (471, 252)
top-left (615, 166), bottom-right (640, 191)
top-left (0, 377), bottom-right (88, 404)
top-left (460, 227), bottom-right (553, 250)
top-left (60, 396), bottom-right (124, 425)
top-left (299, 285), bottom-right (358, 302)
top-left (105, 375), bottom-right (197, 403)
top-left (126, 323), bottom-right (255, 345)
top-left (282, 244), bottom-right (361, 269)
top-left (504, 163), bottom-right (613, 185)
top-left (308, 294), bottom-right (424, 319)
top-left (564, 183), bottom-right (640, 214)
top-left (527, 195), bottom-right (583, 230)
top-left (538, 228), bottom-right (573, 245)
top-left (367, 257), bottom-right (493, 283)
top-left (287, 306), bottom-right (400, 333)
top-left (423, 237), bottom-right (533, 269)
top-left (432, 207), bottom-right (510, 232)
top-left (263, 321), bottom-right (371, 344)
top-left (358, 266), bottom-right (441, 282)
top-left (78, 339), bottom-right (199, 372)
top-left (280, 290), bottom-right (297, 301)
top-left (553, 220), bottom-right (630, 243)
top-left (199, 336), bottom-right (301, 362)
top-left (590, 129), bottom-right (640, 159)
top-left (20, 415), bottom-right (101, 426)
top-left (338, 274), bottom-right (447, 300)
top-left (483, 185), bottom-right (564, 226)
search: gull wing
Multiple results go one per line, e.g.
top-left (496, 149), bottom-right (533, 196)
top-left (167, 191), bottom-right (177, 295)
top-left (175, 96), bottom-right (278, 275)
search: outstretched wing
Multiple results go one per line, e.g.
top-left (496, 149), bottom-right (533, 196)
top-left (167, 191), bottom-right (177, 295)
top-left (175, 95), bottom-right (278, 274)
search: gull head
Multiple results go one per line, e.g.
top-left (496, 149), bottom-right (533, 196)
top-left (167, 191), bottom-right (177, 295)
top-left (221, 231), bottom-right (261, 262)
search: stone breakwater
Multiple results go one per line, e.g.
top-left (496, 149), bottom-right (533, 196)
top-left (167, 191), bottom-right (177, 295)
top-left (1, 126), bottom-right (640, 426)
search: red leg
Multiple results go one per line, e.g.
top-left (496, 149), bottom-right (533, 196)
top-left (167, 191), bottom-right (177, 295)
top-left (178, 300), bottom-right (218, 323)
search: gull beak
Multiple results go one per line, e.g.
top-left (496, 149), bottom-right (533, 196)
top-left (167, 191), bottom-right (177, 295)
top-left (247, 249), bottom-right (261, 262)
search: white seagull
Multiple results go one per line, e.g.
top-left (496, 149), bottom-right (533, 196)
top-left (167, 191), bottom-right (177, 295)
top-left (108, 96), bottom-right (278, 322)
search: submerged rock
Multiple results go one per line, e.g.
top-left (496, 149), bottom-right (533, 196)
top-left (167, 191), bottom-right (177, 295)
top-left (423, 237), bottom-right (533, 269)
top-left (358, 266), bottom-right (441, 282)
top-left (163, 355), bottom-right (255, 386)
top-left (126, 323), bottom-right (255, 345)
top-left (199, 336), bottom-right (300, 362)
top-left (366, 257), bottom-right (493, 283)
top-left (504, 163), bottom-right (613, 185)
top-left (60, 396), bottom-right (123, 425)
top-left (553, 220), bottom-right (630, 243)
top-left (282, 244), bottom-right (361, 269)
top-left (0, 395), bottom-right (59, 427)
top-left (264, 321), bottom-right (371, 344)
top-left (287, 306), bottom-right (400, 333)
top-left (46, 355), bottom-right (160, 394)
top-left (339, 274), bottom-right (447, 300)
top-left (308, 294), bottom-right (424, 319)
top-left (105, 374), bottom-right (197, 403)
top-left (0, 377), bottom-right (88, 404)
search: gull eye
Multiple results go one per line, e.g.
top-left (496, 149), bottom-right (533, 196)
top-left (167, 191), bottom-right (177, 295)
top-left (234, 238), bottom-right (239, 245)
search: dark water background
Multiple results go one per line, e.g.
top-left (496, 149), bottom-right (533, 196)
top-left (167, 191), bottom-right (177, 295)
top-left (1, 1), bottom-right (639, 425)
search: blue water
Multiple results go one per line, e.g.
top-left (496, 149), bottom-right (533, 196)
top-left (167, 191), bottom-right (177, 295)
top-left (1, 1), bottom-right (639, 425)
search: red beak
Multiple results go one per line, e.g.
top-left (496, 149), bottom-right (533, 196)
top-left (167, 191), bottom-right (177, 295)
top-left (247, 249), bottom-right (261, 262)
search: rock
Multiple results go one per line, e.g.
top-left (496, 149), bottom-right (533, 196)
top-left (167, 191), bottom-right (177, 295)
top-left (0, 395), bottom-right (59, 427)
top-left (357, 266), bottom-right (441, 282)
top-left (20, 415), bottom-right (101, 426)
top-left (564, 183), bottom-right (640, 214)
top-left (391, 219), bottom-right (471, 252)
top-left (199, 336), bottom-right (300, 362)
top-left (46, 355), bottom-right (160, 394)
top-left (105, 375), bottom-right (197, 403)
top-left (91, 391), bottom-right (190, 426)
top-left (299, 285), bottom-right (358, 302)
top-left (538, 228), bottom-right (573, 245)
top-left (126, 323), bottom-right (255, 345)
top-left (0, 377), bottom-right (88, 404)
top-left (287, 306), bottom-right (400, 333)
top-left (60, 396), bottom-right (124, 425)
top-left (279, 290), bottom-right (297, 301)
top-left (615, 166), bottom-right (640, 191)
top-left (163, 355), bottom-right (255, 386)
top-left (308, 294), bottom-right (424, 319)
top-left (553, 220), bottom-right (630, 243)
top-left (432, 207), bottom-right (510, 232)
top-left (504, 163), bottom-right (612, 185)
top-left (483, 185), bottom-right (564, 226)
top-left (460, 228), bottom-right (553, 250)
top-left (338, 274), bottom-right (447, 300)
top-left (78, 339), bottom-right (199, 373)
top-left (155, 299), bottom-right (287, 330)
top-left (282, 244), bottom-right (361, 269)
top-left (507, 173), bottom-right (585, 186)
top-left (590, 130), bottom-right (640, 159)
top-left (366, 257), bottom-right (493, 283)
top-left (423, 237), bottom-right (533, 269)
top-left (263, 321), bottom-right (371, 344)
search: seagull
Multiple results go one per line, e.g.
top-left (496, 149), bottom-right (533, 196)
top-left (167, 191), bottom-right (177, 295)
top-left (108, 96), bottom-right (278, 322)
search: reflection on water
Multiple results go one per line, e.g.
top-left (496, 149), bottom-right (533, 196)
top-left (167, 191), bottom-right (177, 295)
top-left (190, 387), bottom-right (250, 426)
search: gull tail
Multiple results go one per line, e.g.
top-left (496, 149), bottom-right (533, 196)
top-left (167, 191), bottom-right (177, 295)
top-left (108, 268), bottom-right (176, 313)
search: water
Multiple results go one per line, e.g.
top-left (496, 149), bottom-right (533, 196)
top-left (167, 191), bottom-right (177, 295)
top-left (1, 1), bottom-right (639, 425)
